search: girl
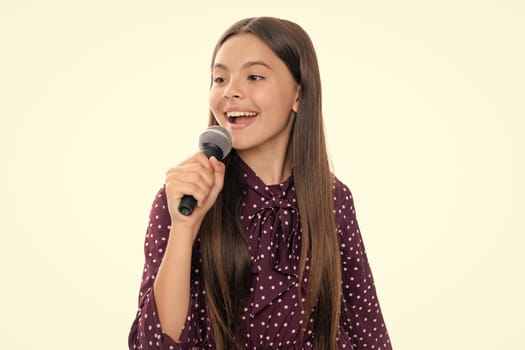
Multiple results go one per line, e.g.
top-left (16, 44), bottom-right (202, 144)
top-left (129, 17), bottom-right (392, 350)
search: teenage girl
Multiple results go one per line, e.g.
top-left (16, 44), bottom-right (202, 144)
top-left (129, 16), bottom-right (392, 350)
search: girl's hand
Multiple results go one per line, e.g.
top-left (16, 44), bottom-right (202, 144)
top-left (164, 152), bottom-right (226, 241)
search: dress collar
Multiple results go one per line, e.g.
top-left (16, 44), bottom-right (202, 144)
top-left (237, 156), bottom-right (295, 204)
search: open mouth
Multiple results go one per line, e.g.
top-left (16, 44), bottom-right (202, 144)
top-left (226, 111), bottom-right (258, 124)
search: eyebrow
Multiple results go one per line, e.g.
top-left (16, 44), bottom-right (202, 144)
top-left (212, 60), bottom-right (272, 70)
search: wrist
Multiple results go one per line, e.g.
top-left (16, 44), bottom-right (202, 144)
top-left (168, 222), bottom-right (200, 247)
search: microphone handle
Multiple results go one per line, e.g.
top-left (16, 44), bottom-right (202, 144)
top-left (178, 195), bottom-right (197, 216)
top-left (177, 144), bottom-right (224, 216)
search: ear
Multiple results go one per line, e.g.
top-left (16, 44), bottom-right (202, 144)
top-left (292, 86), bottom-right (300, 112)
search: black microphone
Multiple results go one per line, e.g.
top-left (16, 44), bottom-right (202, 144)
top-left (178, 125), bottom-right (232, 216)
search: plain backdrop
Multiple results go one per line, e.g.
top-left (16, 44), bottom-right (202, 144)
top-left (1, 1), bottom-right (524, 349)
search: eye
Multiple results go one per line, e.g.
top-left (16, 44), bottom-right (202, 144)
top-left (213, 76), bottom-right (225, 84)
top-left (248, 75), bottom-right (264, 81)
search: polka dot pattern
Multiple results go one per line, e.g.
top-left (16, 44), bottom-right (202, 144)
top-left (129, 159), bottom-right (391, 349)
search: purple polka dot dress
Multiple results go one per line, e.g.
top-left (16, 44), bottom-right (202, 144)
top-left (129, 159), bottom-right (392, 349)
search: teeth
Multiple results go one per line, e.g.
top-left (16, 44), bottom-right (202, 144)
top-left (226, 111), bottom-right (257, 117)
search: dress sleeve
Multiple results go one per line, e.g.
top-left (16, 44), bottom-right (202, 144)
top-left (334, 179), bottom-right (393, 350)
top-left (128, 187), bottom-right (204, 350)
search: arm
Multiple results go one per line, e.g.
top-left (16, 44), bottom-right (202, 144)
top-left (128, 188), bottom-right (195, 349)
top-left (129, 153), bottom-right (225, 349)
top-left (334, 179), bottom-right (393, 350)
top-left (153, 223), bottom-right (195, 341)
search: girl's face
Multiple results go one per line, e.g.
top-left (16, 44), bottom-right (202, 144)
top-left (209, 33), bottom-right (300, 157)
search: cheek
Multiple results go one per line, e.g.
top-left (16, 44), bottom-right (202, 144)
top-left (261, 83), bottom-right (293, 110)
top-left (209, 90), bottom-right (222, 112)
top-left (251, 89), bottom-right (273, 110)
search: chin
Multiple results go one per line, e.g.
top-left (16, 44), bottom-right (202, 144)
top-left (231, 142), bottom-right (254, 153)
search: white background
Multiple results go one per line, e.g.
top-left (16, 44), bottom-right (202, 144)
top-left (1, 0), bottom-right (524, 349)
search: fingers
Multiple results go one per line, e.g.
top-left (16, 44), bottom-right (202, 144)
top-left (177, 151), bottom-right (213, 169)
top-left (166, 166), bottom-right (213, 205)
top-left (165, 152), bottom-right (226, 221)
top-left (166, 165), bottom-right (214, 201)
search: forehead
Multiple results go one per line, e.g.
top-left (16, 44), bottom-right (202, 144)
top-left (213, 33), bottom-right (280, 67)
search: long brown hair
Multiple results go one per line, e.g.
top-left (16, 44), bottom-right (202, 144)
top-left (200, 17), bottom-right (341, 350)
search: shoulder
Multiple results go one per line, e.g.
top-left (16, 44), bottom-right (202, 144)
top-left (153, 185), bottom-right (167, 203)
top-left (331, 176), bottom-right (358, 229)
top-left (332, 176), bottom-right (355, 212)
top-left (146, 185), bottom-right (171, 234)
top-left (149, 186), bottom-right (168, 213)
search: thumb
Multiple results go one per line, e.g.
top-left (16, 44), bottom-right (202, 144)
top-left (200, 157), bottom-right (226, 210)
top-left (209, 156), bottom-right (225, 174)
top-left (209, 156), bottom-right (226, 190)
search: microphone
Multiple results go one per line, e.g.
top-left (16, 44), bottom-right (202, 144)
top-left (178, 125), bottom-right (232, 216)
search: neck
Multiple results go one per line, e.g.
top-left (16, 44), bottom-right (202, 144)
top-left (237, 147), bottom-right (291, 185)
top-left (235, 111), bottom-right (295, 185)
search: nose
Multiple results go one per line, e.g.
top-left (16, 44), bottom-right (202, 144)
top-left (223, 78), bottom-right (243, 99)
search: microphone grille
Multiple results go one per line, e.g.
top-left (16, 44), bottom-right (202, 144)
top-left (198, 125), bottom-right (232, 159)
